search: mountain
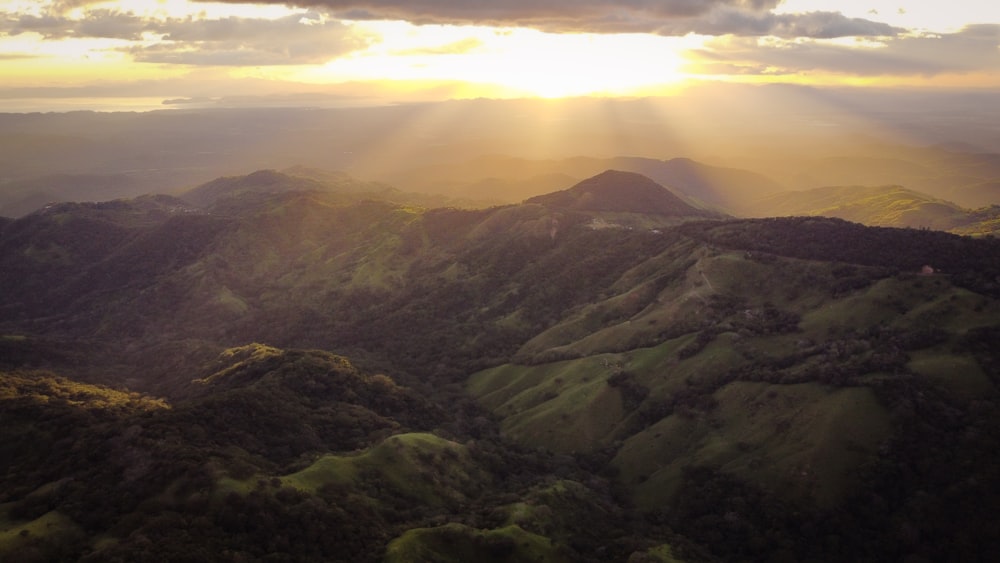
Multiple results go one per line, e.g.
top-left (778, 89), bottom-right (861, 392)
top-left (603, 157), bottom-right (787, 213)
top-left (181, 168), bottom-right (488, 212)
top-left (0, 347), bottom-right (494, 563)
top-left (745, 184), bottom-right (1000, 233)
top-left (449, 172), bottom-right (579, 203)
top-left (739, 147), bottom-right (1000, 209)
top-left (954, 205), bottom-right (1000, 236)
top-left (382, 149), bottom-right (1000, 223)
top-left (1, 102), bottom-right (997, 222)
top-left (1, 177), bottom-right (999, 562)
top-left (525, 170), bottom-right (719, 219)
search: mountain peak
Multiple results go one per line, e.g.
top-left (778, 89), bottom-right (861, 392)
top-left (525, 169), bottom-right (715, 217)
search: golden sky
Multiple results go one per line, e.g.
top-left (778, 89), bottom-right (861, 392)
top-left (1, 0), bottom-right (998, 111)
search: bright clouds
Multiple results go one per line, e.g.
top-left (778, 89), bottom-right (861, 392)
top-left (0, 0), bottom-right (998, 111)
top-left (1, 4), bottom-right (374, 65)
top-left (686, 25), bottom-right (1000, 80)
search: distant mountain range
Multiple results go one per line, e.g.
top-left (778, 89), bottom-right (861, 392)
top-left (4, 147), bottom-right (999, 237)
top-left (384, 155), bottom-right (785, 212)
top-left (375, 154), bottom-right (1000, 234)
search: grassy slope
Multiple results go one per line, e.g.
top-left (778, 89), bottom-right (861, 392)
top-left (471, 357), bottom-right (625, 452)
top-left (0, 507), bottom-right (81, 554)
top-left (385, 523), bottom-right (569, 563)
top-left (613, 382), bottom-right (890, 510)
top-left (280, 433), bottom-right (488, 508)
top-left (470, 242), bottom-right (998, 509)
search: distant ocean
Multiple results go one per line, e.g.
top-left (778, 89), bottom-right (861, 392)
top-left (0, 97), bottom-right (178, 113)
top-left (0, 95), bottom-right (392, 113)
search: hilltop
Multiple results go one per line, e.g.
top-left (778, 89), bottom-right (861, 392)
top-left (525, 170), bottom-right (719, 219)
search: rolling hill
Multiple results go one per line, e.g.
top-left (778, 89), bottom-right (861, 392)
top-left (180, 167), bottom-right (485, 212)
top-left (745, 184), bottom-right (1000, 234)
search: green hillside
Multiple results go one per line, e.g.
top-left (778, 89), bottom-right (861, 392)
top-left (0, 347), bottom-right (657, 562)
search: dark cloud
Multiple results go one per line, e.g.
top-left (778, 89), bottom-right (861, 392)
top-left (202, 0), bottom-right (897, 38)
top-left (223, 0), bottom-right (783, 23)
top-left (684, 24), bottom-right (1000, 76)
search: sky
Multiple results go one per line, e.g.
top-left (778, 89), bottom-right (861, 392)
top-left (0, 0), bottom-right (998, 111)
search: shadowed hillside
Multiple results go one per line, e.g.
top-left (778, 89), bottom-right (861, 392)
top-left (526, 170), bottom-right (720, 218)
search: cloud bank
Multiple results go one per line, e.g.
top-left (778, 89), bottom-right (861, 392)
top-left (686, 24), bottom-right (1000, 77)
top-left (203, 0), bottom-right (901, 38)
top-left (1, 0), bottom-right (997, 109)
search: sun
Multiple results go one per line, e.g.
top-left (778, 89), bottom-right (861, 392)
top-left (313, 24), bottom-right (691, 99)
top-left (478, 30), bottom-right (689, 98)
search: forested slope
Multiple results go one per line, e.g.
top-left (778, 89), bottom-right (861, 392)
top-left (1, 170), bottom-right (999, 561)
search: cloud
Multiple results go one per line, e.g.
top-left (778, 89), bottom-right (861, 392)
top-left (684, 24), bottom-right (1000, 77)
top-left (237, 0), bottom-right (784, 24)
top-left (75, 10), bottom-right (147, 40)
top-left (0, 51), bottom-right (40, 60)
top-left (132, 13), bottom-right (376, 65)
top-left (0, 11), bottom-right (136, 40)
top-left (0, 70), bottom-right (504, 109)
top-left (1, 7), bottom-right (376, 66)
top-left (390, 37), bottom-right (484, 56)
top-left (48, 0), bottom-right (102, 13)
top-left (655, 9), bottom-right (901, 38)
top-left (202, 0), bottom-right (898, 38)
top-left (0, 71), bottom-right (303, 101)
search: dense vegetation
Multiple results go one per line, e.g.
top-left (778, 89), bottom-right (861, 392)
top-left (1, 171), bottom-right (999, 561)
